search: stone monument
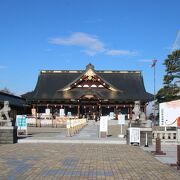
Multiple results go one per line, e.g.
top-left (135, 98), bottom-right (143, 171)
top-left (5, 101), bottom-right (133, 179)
top-left (0, 101), bottom-right (17, 144)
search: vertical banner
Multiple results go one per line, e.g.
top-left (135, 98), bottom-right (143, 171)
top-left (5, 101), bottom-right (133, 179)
top-left (100, 116), bottom-right (108, 138)
top-left (100, 116), bottom-right (108, 132)
top-left (31, 108), bottom-right (36, 116)
top-left (118, 114), bottom-right (125, 137)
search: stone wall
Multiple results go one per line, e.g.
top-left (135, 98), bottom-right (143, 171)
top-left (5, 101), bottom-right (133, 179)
top-left (0, 127), bottom-right (17, 144)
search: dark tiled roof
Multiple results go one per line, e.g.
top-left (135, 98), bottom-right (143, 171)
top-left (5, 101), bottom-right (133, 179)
top-left (27, 69), bottom-right (153, 102)
top-left (0, 92), bottom-right (28, 107)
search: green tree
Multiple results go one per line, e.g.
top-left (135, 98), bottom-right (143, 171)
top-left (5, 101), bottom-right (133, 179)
top-left (156, 50), bottom-right (180, 102)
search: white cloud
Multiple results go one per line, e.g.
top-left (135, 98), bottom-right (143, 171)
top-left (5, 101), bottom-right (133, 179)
top-left (106, 49), bottom-right (138, 56)
top-left (172, 30), bottom-right (180, 51)
top-left (49, 32), bottom-right (139, 57)
top-left (82, 50), bottom-right (97, 56)
top-left (49, 32), bottom-right (105, 55)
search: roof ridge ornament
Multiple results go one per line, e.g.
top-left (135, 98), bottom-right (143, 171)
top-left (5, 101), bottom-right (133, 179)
top-left (86, 63), bottom-right (94, 70)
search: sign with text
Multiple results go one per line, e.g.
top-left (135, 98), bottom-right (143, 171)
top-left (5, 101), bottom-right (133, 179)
top-left (45, 108), bottom-right (50, 115)
top-left (109, 112), bottom-right (114, 120)
top-left (31, 108), bottom-right (36, 116)
top-left (66, 119), bottom-right (71, 129)
top-left (129, 127), bottom-right (140, 144)
top-left (67, 112), bottom-right (72, 117)
top-left (118, 115), bottom-right (125, 125)
top-left (16, 115), bottom-right (27, 130)
top-left (100, 116), bottom-right (108, 132)
top-left (159, 100), bottom-right (180, 127)
top-left (59, 109), bottom-right (65, 117)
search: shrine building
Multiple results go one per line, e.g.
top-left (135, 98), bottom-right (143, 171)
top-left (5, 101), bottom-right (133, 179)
top-left (24, 64), bottom-right (153, 119)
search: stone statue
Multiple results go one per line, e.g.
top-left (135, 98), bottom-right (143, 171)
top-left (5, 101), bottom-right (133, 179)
top-left (0, 101), bottom-right (12, 126)
top-left (132, 101), bottom-right (141, 121)
top-left (132, 101), bottom-right (146, 122)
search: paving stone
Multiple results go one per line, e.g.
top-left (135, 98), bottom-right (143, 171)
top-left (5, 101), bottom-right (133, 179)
top-left (0, 143), bottom-right (180, 179)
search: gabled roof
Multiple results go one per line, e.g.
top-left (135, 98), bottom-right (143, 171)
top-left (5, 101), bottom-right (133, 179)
top-left (0, 92), bottom-right (28, 108)
top-left (26, 64), bottom-right (153, 102)
top-left (62, 63), bottom-right (118, 91)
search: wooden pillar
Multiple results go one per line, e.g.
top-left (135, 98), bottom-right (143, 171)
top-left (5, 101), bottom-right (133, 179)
top-left (127, 106), bottom-right (130, 120)
top-left (36, 105), bottom-right (38, 127)
top-left (64, 105), bottom-right (66, 116)
top-left (99, 105), bottom-right (102, 117)
top-left (115, 106), bottom-right (118, 120)
top-left (77, 105), bottom-right (80, 118)
top-left (129, 106), bottom-right (133, 120)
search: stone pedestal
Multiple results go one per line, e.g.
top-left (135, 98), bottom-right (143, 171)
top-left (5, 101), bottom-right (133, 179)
top-left (140, 128), bottom-right (152, 146)
top-left (0, 126), bottom-right (17, 144)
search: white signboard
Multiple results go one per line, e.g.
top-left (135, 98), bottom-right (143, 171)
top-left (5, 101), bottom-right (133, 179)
top-left (66, 120), bottom-right (71, 129)
top-left (16, 115), bottom-right (27, 130)
top-left (100, 116), bottom-right (108, 132)
top-left (59, 109), bottom-right (65, 117)
top-left (31, 108), bottom-right (36, 116)
top-left (130, 127), bottom-right (140, 144)
top-left (109, 112), bottom-right (114, 120)
top-left (45, 108), bottom-right (50, 115)
top-left (67, 112), bottom-right (72, 117)
top-left (159, 100), bottom-right (180, 127)
top-left (118, 115), bottom-right (125, 124)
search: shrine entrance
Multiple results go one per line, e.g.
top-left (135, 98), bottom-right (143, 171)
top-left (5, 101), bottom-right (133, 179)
top-left (80, 105), bottom-right (100, 120)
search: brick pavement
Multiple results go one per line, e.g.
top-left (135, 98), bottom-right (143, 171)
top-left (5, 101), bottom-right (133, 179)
top-left (0, 143), bottom-right (180, 179)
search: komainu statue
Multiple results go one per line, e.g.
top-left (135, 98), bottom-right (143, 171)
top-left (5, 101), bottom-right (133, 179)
top-left (0, 101), bottom-right (12, 126)
top-left (132, 101), bottom-right (146, 121)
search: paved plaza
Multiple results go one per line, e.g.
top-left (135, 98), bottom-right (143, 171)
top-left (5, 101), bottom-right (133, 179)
top-left (0, 143), bottom-right (180, 180)
top-left (1, 121), bottom-right (180, 179)
top-left (18, 120), bottom-right (126, 144)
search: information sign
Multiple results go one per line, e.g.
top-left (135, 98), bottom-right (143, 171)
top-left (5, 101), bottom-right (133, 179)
top-left (60, 109), bottom-right (65, 117)
top-left (109, 112), bottom-right (114, 120)
top-left (16, 115), bottom-right (27, 130)
top-left (159, 100), bottom-right (180, 127)
top-left (45, 108), bottom-right (50, 115)
top-left (67, 112), bottom-right (72, 117)
top-left (118, 115), bottom-right (125, 124)
top-left (129, 127), bottom-right (140, 144)
top-left (100, 116), bottom-right (108, 132)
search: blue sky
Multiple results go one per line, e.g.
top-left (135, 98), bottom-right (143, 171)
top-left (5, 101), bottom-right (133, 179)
top-left (0, 0), bottom-right (180, 95)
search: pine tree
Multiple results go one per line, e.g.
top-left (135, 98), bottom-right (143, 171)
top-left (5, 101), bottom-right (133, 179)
top-left (156, 50), bottom-right (180, 102)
